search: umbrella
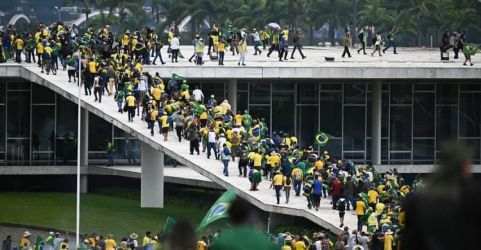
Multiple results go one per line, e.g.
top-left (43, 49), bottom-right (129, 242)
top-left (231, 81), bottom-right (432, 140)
top-left (267, 22), bottom-right (281, 30)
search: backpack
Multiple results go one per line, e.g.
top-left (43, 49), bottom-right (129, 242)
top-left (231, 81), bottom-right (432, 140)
top-left (294, 170), bottom-right (303, 181)
top-left (338, 199), bottom-right (346, 211)
top-left (223, 147), bottom-right (231, 156)
top-left (372, 37), bottom-right (377, 45)
top-left (358, 32), bottom-right (363, 40)
top-left (285, 177), bottom-right (291, 186)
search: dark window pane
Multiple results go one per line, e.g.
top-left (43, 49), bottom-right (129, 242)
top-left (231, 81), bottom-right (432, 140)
top-left (413, 93), bottom-right (435, 137)
top-left (272, 81), bottom-right (294, 91)
top-left (55, 136), bottom-right (77, 165)
top-left (114, 138), bottom-right (141, 162)
top-left (343, 106), bottom-right (365, 151)
top-left (89, 113), bottom-right (112, 152)
top-left (56, 95), bottom-right (78, 137)
top-left (436, 106), bottom-right (458, 148)
top-left (459, 93), bottom-right (481, 137)
top-left (272, 92), bottom-right (294, 135)
top-left (366, 138), bottom-right (389, 163)
top-left (325, 138), bottom-right (342, 159)
top-left (238, 81), bottom-right (248, 91)
top-left (237, 92), bottom-right (248, 114)
top-left (0, 106), bottom-right (4, 152)
top-left (0, 80), bottom-right (5, 103)
top-left (31, 153), bottom-right (55, 166)
top-left (6, 139), bottom-right (30, 166)
top-left (297, 106), bottom-right (318, 148)
top-left (390, 152), bottom-right (411, 164)
top-left (321, 83), bottom-right (342, 91)
top-left (320, 92), bottom-right (342, 137)
top-left (8, 80), bottom-right (30, 90)
top-left (297, 83), bottom-right (318, 104)
top-left (250, 82), bottom-right (270, 104)
top-left (390, 106), bottom-right (412, 151)
top-left (32, 106), bottom-right (55, 151)
top-left (202, 81), bottom-right (225, 104)
top-left (343, 152), bottom-right (365, 164)
top-left (437, 84), bottom-right (458, 105)
top-left (460, 139), bottom-right (480, 164)
top-left (249, 106), bottom-right (270, 133)
top-left (7, 91), bottom-right (30, 137)
top-left (32, 84), bottom-right (55, 104)
top-left (414, 83), bottom-right (435, 91)
top-left (460, 84), bottom-right (481, 91)
top-left (413, 139), bottom-right (434, 160)
top-left (390, 83), bottom-right (412, 105)
top-left (344, 83), bottom-right (366, 104)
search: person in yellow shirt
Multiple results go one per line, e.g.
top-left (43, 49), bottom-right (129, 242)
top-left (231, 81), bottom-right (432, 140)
top-left (294, 236), bottom-right (307, 250)
top-left (270, 170), bottom-right (284, 204)
top-left (196, 236), bottom-right (208, 250)
top-left (125, 93), bottom-right (137, 122)
top-left (159, 112), bottom-right (170, 141)
top-left (14, 37), bottom-right (24, 63)
top-left (218, 38), bottom-right (226, 65)
top-left (19, 231), bottom-right (32, 250)
top-left (367, 187), bottom-right (379, 208)
top-left (36, 41), bottom-right (44, 67)
top-left (382, 230), bottom-right (394, 250)
top-left (104, 234), bottom-right (117, 250)
top-left (251, 150), bottom-right (263, 170)
top-left (283, 175), bottom-right (292, 204)
top-left (355, 198), bottom-right (366, 232)
top-left (142, 232), bottom-right (151, 246)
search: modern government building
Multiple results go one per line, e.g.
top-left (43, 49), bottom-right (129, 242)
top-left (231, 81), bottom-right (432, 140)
top-left (1, 56), bottom-right (481, 168)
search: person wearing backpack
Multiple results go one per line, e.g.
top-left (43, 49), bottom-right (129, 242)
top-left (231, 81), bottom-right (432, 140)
top-left (292, 167), bottom-right (304, 196)
top-left (371, 32), bottom-right (383, 57)
top-left (357, 28), bottom-right (368, 55)
top-left (221, 144), bottom-right (231, 177)
top-left (337, 196), bottom-right (347, 228)
top-left (312, 175), bottom-right (323, 211)
top-left (186, 125), bottom-right (200, 155)
top-left (283, 175), bottom-right (292, 204)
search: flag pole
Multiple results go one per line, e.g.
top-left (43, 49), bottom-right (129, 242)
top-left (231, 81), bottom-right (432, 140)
top-left (76, 48), bottom-right (82, 248)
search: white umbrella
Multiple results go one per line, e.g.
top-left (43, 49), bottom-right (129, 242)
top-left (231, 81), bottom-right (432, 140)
top-left (267, 22), bottom-right (281, 30)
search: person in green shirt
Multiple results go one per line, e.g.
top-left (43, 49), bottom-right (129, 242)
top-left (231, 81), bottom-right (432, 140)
top-left (383, 26), bottom-right (399, 54)
top-left (211, 199), bottom-right (277, 250)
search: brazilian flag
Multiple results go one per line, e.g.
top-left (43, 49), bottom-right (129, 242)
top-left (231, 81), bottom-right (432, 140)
top-left (162, 216), bottom-right (177, 235)
top-left (314, 131), bottom-right (331, 147)
top-left (249, 125), bottom-right (261, 141)
top-left (171, 73), bottom-right (187, 81)
top-left (197, 188), bottom-right (237, 231)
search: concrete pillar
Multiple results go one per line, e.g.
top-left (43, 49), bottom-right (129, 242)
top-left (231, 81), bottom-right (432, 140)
top-left (371, 80), bottom-right (382, 165)
top-left (80, 175), bottom-right (88, 194)
top-left (141, 143), bottom-right (164, 208)
top-left (227, 79), bottom-right (238, 113)
top-left (80, 108), bottom-right (89, 166)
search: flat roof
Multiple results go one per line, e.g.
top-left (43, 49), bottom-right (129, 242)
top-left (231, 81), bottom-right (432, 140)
top-left (140, 46), bottom-right (481, 79)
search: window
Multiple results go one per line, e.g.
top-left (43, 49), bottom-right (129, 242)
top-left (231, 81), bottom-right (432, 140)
top-left (249, 82), bottom-right (270, 104)
top-left (297, 83), bottom-right (318, 104)
top-left (459, 93), bottom-right (481, 137)
top-left (320, 92), bottom-right (342, 137)
top-left (390, 83), bottom-right (412, 105)
top-left (437, 84), bottom-right (458, 105)
top-left (390, 106), bottom-right (412, 151)
top-left (7, 91), bottom-right (30, 137)
top-left (297, 106), bottom-right (318, 148)
top-left (413, 93), bottom-right (435, 137)
top-left (343, 106), bottom-right (365, 151)
top-left (436, 106), bottom-right (458, 148)
top-left (272, 92), bottom-right (294, 135)
top-left (344, 83), bottom-right (366, 104)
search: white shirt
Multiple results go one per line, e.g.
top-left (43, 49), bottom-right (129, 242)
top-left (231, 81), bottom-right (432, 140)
top-left (138, 79), bottom-right (147, 91)
top-left (208, 131), bottom-right (217, 143)
top-left (253, 32), bottom-right (260, 41)
top-left (170, 37), bottom-right (180, 49)
top-left (192, 89), bottom-right (204, 101)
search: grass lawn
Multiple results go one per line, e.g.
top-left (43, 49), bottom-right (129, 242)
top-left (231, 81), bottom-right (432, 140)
top-left (0, 192), bottom-right (208, 239)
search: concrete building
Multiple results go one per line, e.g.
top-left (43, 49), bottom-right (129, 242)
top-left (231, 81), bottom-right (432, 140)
top-left (0, 47), bottom-right (480, 233)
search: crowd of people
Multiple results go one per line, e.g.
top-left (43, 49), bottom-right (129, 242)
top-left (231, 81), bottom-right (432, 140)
top-left (1, 20), bottom-right (468, 250)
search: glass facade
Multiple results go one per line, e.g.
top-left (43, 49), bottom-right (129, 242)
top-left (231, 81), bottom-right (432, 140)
top-left (1, 78), bottom-right (480, 166)
top-left (0, 78), bottom-right (140, 166)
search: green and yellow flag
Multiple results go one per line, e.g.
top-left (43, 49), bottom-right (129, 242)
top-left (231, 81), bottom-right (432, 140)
top-left (197, 188), bottom-right (237, 232)
top-left (172, 73), bottom-right (186, 81)
top-left (162, 216), bottom-right (177, 235)
top-left (314, 131), bottom-right (331, 147)
top-left (35, 236), bottom-right (44, 250)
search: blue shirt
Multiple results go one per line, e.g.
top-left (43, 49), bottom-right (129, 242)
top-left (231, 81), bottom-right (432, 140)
top-left (312, 179), bottom-right (322, 195)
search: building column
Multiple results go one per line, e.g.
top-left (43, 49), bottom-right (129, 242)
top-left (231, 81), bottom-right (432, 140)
top-left (227, 79), bottom-right (238, 113)
top-left (80, 108), bottom-right (89, 166)
top-left (371, 80), bottom-right (382, 165)
top-left (80, 175), bottom-right (88, 194)
top-left (141, 143), bottom-right (164, 208)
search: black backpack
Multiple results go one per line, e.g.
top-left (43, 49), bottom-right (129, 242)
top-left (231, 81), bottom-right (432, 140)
top-left (372, 37), bottom-right (377, 45)
top-left (358, 32), bottom-right (363, 40)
